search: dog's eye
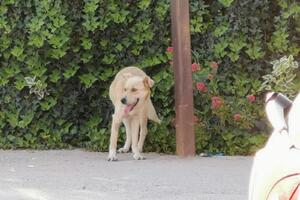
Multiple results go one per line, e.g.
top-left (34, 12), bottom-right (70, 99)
top-left (131, 88), bottom-right (137, 92)
top-left (123, 88), bottom-right (127, 92)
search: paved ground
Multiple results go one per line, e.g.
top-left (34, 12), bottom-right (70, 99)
top-left (0, 150), bottom-right (253, 200)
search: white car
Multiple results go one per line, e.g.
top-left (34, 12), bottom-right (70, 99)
top-left (249, 92), bottom-right (300, 200)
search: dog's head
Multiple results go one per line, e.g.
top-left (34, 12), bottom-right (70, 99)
top-left (121, 73), bottom-right (154, 115)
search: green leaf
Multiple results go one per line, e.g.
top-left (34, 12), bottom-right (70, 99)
top-left (100, 39), bottom-right (109, 47)
top-left (246, 42), bottom-right (264, 60)
top-left (40, 97), bottom-right (57, 111)
top-left (83, 16), bottom-right (99, 31)
top-left (102, 54), bottom-right (116, 64)
top-left (79, 73), bottom-right (97, 88)
top-left (49, 69), bottom-right (61, 83)
top-left (6, 112), bottom-right (19, 128)
top-left (99, 67), bottom-right (114, 81)
top-left (28, 34), bottom-right (44, 48)
top-left (4, 65), bottom-right (20, 78)
top-left (48, 33), bottom-right (69, 48)
top-left (86, 115), bottom-right (102, 128)
top-left (83, 0), bottom-right (100, 13)
top-left (15, 77), bottom-right (26, 91)
top-left (0, 35), bottom-right (11, 51)
top-left (115, 44), bottom-right (123, 52)
top-left (51, 15), bottom-right (67, 28)
top-left (24, 134), bottom-right (35, 143)
top-left (213, 23), bottom-right (229, 37)
top-left (268, 28), bottom-right (289, 53)
top-left (81, 38), bottom-right (92, 50)
top-left (7, 135), bottom-right (16, 142)
top-left (11, 46), bottom-right (23, 57)
top-left (31, 66), bottom-right (47, 77)
top-left (81, 52), bottom-right (93, 63)
top-left (63, 65), bottom-right (80, 79)
top-left (283, 4), bottom-right (300, 19)
top-left (0, 76), bottom-right (9, 86)
top-left (218, 0), bottom-right (234, 7)
top-left (27, 17), bottom-right (45, 32)
top-left (49, 48), bottom-right (67, 59)
top-left (138, 0), bottom-right (151, 10)
top-left (19, 111), bottom-right (35, 128)
top-left (229, 38), bottom-right (246, 53)
top-left (213, 39), bottom-right (228, 58)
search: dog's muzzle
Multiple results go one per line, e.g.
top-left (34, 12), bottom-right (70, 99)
top-left (124, 98), bottom-right (139, 116)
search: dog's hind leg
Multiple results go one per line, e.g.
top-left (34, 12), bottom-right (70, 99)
top-left (108, 114), bottom-right (121, 161)
top-left (138, 117), bottom-right (148, 153)
top-left (118, 119), bottom-right (131, 153)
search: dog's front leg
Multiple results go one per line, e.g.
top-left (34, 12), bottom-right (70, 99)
top-left (108, 114), bottom-right (121, 161)
top-left (118, 119), bottom-right (131, 153)
top-left (131, 119), bottom-right (144, 160)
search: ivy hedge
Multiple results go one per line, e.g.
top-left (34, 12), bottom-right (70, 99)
top-left (0, 0), bottom-right (300, 155)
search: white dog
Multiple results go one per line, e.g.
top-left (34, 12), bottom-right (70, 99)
top-left (249, 92), bottom-right (300, 199)
top-left (108, 66), bottom-right (160, 161)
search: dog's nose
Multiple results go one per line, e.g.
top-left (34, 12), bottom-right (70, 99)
top-left (121, 97), bottom-right (127, 105)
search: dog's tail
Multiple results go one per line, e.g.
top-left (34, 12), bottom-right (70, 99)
top-left (147, 100), bottom-right (161, 124)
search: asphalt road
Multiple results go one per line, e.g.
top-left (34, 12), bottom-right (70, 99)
top-left (0, 150), bottom-right (253, 200)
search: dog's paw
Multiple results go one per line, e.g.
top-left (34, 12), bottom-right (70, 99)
top-left (107, 156), bottom-right (118, 161)
top-left (107, 152), bottom-right (118, 161)
top-left (133, 153), bottom-right (145, 160)
top-left (118, 147), bottom-right (130, 153)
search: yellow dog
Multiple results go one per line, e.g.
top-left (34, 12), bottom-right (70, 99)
top-left (108, 66), bottom-right (160, 161)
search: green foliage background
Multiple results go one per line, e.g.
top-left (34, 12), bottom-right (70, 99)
top-left (0, 0), bottom-right (300, 155)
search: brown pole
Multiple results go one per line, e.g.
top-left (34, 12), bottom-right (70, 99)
top-left (171, 0), bottom-right (195, 157)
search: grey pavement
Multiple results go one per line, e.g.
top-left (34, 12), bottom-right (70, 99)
top-left (0, 150), bottom-right (253, 200)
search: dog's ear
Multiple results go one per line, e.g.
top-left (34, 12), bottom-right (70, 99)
top-left (122, 73), bottom-right (133, 80)
top-left (143, 76), bottom-right (154, 88)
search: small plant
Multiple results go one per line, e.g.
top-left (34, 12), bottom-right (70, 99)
top-left (24, 77), bottom-right (49, 100)
top-left (260, 55), bottom-right (299, 98)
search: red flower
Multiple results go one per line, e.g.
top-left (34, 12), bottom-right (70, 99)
top-left (208, 74), bottom-right (214, 80)
top-left (167, 47), bottom-right (173, 54)
top-left (191, 63), bottom-right (200, 72)
top-left (233, 113), bottom-right (241, 121)
top-left (211, 96), bottom-right (222, 109)
top-left (210, 61), bottom-right (218, 69)
top-left (196, 82), bottom-right (207, 92)
top-left (247, 95), bottom-right (256, 103)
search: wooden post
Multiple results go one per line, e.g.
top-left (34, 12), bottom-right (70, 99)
top-left (171, 0), bottom-right (195, 157)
